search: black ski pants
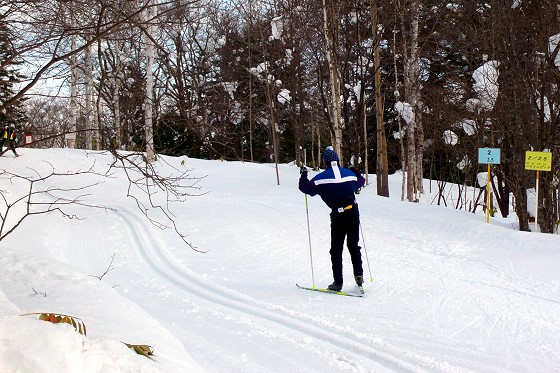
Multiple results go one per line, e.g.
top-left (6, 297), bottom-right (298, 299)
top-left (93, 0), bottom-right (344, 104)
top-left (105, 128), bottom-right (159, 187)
top-left (329, 206), bottom-right (362, 285)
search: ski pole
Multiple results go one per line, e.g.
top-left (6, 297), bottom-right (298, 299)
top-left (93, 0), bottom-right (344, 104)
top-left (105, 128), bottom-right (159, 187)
top-left (359, 221), bottom-right (374, 283)
top-left (305, 193), bottom-right (316, 287)
top-left (301, 155), bottom-right (316, 288)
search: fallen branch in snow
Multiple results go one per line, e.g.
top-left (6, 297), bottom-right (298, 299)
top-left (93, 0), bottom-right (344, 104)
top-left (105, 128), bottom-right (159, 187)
top-left (31, 287), bottom-right (47, 297)
top-left (89, 253), bottom-right (116, 281)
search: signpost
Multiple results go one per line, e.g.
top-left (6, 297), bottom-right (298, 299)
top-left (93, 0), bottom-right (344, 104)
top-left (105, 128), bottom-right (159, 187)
top-left (478, 148), bottom-right (501, 165)
top-left (525, 151), bottom-right (553, 231)
top-left (478, 148), bottom-right (501, 223)
top-left (525, 151), bottom-right (552, 171)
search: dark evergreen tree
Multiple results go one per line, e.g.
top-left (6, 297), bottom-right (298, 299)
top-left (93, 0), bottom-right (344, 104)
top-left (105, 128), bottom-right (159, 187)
top-left (0, 14), bottom-right (26, 129)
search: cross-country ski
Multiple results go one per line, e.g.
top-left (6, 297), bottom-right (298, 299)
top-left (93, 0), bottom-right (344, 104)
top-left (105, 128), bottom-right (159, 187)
top-left (296, 283), bottom-right (364, 298)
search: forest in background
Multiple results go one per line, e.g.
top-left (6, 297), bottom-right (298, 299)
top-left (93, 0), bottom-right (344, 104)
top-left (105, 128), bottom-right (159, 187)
top-left (1, 0), bottom-right (559, 233)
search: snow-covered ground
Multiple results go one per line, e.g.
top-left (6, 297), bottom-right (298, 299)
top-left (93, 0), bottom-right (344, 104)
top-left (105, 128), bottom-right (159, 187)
top-left (0, 148), bottom-right (559, 373)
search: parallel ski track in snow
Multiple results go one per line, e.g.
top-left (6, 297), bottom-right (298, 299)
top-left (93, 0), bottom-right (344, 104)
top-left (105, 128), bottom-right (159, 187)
top-left (117, 210), bottom-right (439, 373)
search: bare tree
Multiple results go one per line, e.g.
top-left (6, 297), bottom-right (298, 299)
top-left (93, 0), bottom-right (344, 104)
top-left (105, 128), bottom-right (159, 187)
top-left (0, 151), bottom-right (205, 250)
top-left (322, 0), bottom-right (343, 158)
top-left (107, 150), bottom-right (205, 251)
top-left (142, 0), bottom-right (157, 162)
top-left (370, 0), bottom-right (389, 196)
top-left (24, 98), bottom-right (70, 148)
top-left (0, 162), bottom-right (115, 240)
top-left (67, 4), bottom-right (78, 149)
top-left (400, 0), bottom-right (424, 202)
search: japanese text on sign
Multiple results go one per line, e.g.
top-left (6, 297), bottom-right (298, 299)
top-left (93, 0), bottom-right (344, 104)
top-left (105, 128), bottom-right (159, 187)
top-left (525, 151), bottom-right (552, 171)
top-left (478, 148), bottom-right (501, 164)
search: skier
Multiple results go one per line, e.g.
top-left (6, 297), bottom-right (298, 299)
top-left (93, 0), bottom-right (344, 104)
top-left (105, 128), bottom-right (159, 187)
top-left (299, 146), bottom-right (366, 292)
top-left (0, 127), bottom-right (19, 157)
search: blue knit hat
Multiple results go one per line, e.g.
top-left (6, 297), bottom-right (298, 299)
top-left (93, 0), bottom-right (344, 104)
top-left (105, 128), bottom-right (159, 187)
top-left (322, 146), bottom-right (339, 164)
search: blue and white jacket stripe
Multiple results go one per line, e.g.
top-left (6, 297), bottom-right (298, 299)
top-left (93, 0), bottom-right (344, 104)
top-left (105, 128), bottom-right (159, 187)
top-left (299, 161), bottom-right (365, 210)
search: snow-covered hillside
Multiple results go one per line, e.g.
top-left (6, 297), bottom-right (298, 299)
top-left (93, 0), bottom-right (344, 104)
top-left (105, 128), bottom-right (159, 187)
top-left (0, 148), bottom-right (559, 372)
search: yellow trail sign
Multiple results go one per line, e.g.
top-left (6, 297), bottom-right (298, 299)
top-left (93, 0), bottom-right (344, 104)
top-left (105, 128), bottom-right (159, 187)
top-left (525, 151), bottom-right (552, 171)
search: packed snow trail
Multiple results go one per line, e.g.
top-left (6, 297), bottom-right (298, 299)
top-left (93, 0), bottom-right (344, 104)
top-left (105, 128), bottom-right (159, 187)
top-left (11, 150), bottom-right (558, 373)
top-left (113, 209), bottom-right (433, 373)
top-left (60, 188), bottom-right (560, 372)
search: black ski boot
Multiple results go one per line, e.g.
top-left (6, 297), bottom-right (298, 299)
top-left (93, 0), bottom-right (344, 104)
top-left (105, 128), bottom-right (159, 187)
top-left (327, 282), bottom-right (343, 292)
top-left (354, 276), bottom-right (363, 286)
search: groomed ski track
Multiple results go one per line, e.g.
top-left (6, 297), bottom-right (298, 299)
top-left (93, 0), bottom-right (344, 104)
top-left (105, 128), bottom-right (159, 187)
top-left (115, 209), bottom-right (431, 373)
top-left (59, 194), bottom-right (560, 373)
top-left (4, 150), bottom-right (559, 372)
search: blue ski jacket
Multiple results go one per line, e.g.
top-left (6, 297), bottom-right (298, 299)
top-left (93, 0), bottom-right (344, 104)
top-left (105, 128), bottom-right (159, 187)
top-left (299, 161), bottom-right (365, 211)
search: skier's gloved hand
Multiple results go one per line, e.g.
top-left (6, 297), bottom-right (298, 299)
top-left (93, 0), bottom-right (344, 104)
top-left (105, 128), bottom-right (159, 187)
top-left (299, 166), bottom-right (308, 177)
top-left (348, 166), bottom-right (360, 175)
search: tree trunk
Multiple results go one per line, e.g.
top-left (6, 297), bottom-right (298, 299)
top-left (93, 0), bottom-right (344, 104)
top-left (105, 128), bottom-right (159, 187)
top-left (393, 2), bottom-right (405, 201)
top-left (264, 76), bottom-right (280, 184)
top-left (143, 0), bottom-right (157, 163)
top-left (67, 16), bottom-right (78, 149)
top-left (402, 0), bottom-right (423, 202)
top-left (322, 0), bottom-right (342, 159)
top-left (258, 23), bottom-right (280, 184)
top-left (94, 39), bottom-right (102, 151)
top-left (85, 39), bottom-right (94, 150)
top-left (247, 11), bottom-right (254, 163)
top-left (370, 0), bottom-right (389, 197)
top-left (113, 40), bottom-right (122, 149)
top-left (362, 99), bottom-right (368, 183)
